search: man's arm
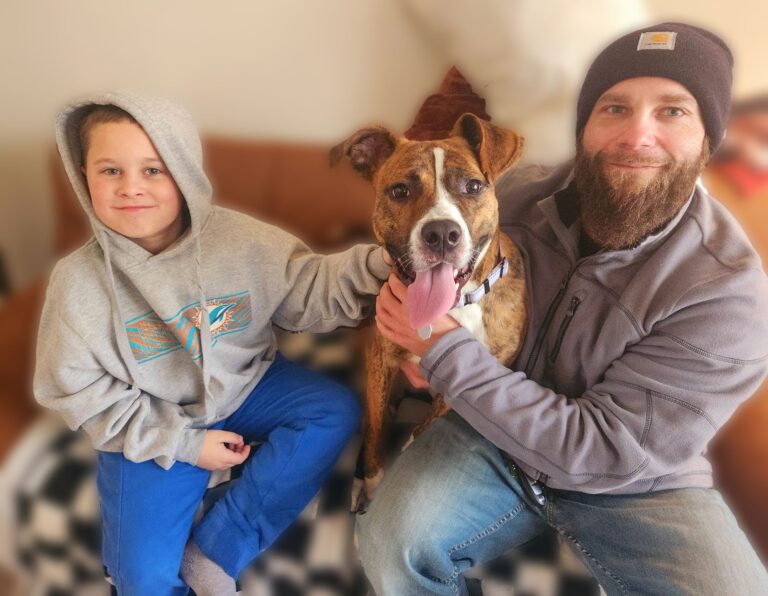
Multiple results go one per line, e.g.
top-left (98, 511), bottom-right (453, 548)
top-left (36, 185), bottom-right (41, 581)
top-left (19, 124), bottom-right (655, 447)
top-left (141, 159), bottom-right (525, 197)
top-left (378, 270), bottom-right (768, 492)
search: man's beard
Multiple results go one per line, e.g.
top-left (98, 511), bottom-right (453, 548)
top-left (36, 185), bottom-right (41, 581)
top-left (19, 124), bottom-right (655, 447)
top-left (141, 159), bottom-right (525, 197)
top-left (574, 138), bottom-right (709, 251)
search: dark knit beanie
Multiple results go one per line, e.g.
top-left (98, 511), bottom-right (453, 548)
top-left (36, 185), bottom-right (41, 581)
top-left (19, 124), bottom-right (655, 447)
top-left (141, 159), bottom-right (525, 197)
top-left (576, 22), bottom-right (733, 154)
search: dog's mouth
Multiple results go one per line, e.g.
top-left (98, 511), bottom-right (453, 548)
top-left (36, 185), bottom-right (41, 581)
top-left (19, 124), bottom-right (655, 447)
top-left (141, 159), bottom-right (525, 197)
top-left (389, 242), bottom-right (484, 289)
top-left (386, 240), bottom-right (489, 329)
top-left (392, 251), bottom-right (475, 289)
top-left (387, 245), bottom-right (480, 296)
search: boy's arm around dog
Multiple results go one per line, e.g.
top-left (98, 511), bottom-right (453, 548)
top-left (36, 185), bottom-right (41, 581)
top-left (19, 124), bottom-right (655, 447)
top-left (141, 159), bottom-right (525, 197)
top-left (34, 227), bottom-right (389, 468)
top-left (269, 224), bottom-right (390, 333)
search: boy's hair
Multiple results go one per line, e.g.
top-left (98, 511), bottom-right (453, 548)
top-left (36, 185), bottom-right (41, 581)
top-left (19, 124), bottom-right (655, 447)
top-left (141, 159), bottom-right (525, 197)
top-left (79, 105), bottom-right (137, 165)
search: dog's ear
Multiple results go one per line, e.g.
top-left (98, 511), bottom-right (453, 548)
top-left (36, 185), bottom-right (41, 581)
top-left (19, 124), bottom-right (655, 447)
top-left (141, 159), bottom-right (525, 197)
top-left (329, 127), bottom-right (399, 181)
top-left (451, 113), bottom-right (524, 183)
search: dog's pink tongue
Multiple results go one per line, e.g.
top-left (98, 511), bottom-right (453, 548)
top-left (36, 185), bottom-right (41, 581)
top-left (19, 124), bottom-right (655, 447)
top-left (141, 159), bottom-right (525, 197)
top-left (406, 262), bottom-right (456, 329)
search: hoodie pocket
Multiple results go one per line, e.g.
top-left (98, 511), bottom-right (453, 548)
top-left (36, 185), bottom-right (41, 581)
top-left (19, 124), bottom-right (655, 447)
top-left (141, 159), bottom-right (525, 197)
top-left (548, 296), bottom-right (581, 363)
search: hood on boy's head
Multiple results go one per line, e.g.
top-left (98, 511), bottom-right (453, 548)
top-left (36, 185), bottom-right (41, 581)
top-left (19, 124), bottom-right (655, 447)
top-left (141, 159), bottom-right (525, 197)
top-left (55, 91), bottom-right (213, 242)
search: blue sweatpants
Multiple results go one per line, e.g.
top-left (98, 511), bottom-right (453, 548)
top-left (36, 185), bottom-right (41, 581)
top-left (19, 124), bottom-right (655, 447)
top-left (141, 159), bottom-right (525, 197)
top-left (97, 353), bottom-right (361, 595)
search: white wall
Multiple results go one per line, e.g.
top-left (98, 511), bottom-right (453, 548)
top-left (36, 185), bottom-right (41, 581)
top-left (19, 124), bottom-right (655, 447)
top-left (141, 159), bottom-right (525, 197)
top-left (645, 0), bottom-right (768, 98)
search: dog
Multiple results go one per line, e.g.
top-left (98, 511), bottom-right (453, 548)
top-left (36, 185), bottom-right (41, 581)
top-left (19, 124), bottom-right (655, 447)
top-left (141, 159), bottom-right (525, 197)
top-left (331, 113), bottom-right (528, 510)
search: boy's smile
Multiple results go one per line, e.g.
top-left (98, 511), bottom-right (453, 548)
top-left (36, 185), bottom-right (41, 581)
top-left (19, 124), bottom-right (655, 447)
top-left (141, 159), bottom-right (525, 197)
top-left (82, 120), bottom-right (186, 254)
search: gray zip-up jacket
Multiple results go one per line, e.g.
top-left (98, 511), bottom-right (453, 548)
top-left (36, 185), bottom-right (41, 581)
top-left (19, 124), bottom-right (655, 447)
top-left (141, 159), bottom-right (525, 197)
top-left (420, 162), bottom-right (768, 494)
top-left (34, 92), bottom-right (389, 469)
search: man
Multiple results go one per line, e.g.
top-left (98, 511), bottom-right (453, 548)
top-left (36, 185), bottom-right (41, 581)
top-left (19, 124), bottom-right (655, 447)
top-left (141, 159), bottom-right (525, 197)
top-left (360, 22), bottom-right (768, 595)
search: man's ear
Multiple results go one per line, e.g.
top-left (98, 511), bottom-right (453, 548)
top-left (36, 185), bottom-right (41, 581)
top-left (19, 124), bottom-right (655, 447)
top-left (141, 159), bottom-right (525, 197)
top-left (451, 113), bottom-right (524, 182)
top-left (329, 126), bottom-right (399, 181)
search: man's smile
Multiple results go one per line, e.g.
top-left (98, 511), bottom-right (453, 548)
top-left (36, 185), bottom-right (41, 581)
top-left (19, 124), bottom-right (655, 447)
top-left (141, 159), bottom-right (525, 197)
top-left (607, 162), bottom-right (662, 170)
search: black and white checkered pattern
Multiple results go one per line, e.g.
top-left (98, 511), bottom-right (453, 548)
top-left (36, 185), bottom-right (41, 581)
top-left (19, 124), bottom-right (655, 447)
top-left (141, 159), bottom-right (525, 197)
top-left (2, 328), bottom-right (602, 595)
top-left (3, 417), bottom-right (108, 596)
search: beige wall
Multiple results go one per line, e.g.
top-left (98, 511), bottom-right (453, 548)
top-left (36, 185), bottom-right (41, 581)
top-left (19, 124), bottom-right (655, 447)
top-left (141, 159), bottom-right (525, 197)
top-left (645, 0), bottom-right (768, 98)
top-left (1, 1), bottom-right (766, 290)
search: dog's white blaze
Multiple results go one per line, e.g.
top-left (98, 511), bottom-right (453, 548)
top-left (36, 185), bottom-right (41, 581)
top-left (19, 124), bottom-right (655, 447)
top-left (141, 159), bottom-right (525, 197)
top-left (449, 304), bottom-right (487, 345)
top-left (409, 147), bottom-right (472, 269)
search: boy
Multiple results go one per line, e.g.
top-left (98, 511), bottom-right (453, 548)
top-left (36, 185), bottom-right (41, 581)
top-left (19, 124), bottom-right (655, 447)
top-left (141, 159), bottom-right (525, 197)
top-left (33, 92), bottom-right (391, 595)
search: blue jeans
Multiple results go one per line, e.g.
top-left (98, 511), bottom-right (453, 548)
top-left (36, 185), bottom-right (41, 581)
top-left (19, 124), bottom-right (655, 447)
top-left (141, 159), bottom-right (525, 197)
top-left (97, 353), bottom-right (360, 595)
top-left (357, 412), bottom-right (768, 595)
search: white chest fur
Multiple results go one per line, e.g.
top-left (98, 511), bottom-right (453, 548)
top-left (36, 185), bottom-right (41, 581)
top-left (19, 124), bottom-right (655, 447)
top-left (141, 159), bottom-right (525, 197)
top-left (448, 302), bottom-right (486, 346)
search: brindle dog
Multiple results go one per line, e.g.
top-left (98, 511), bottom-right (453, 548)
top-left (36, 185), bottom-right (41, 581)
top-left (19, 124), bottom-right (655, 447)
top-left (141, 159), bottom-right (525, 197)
top-left (332, 114), bottom-right (528, 510)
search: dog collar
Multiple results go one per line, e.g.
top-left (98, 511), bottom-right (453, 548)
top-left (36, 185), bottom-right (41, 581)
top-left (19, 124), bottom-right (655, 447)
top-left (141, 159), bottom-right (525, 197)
top-left (457, 256), bottom-right (510, 307)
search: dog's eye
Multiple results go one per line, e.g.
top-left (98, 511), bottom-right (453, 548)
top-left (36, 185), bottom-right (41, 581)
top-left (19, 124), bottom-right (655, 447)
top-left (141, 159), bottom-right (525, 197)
top-left (465, 179), bottom-right (484, 195)
top-left (389, 183), bottom-right (410, 201)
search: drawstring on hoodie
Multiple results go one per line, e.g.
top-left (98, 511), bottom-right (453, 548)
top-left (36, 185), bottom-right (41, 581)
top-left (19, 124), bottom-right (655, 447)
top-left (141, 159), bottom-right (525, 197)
top-left (194, 237), bottom-right (218, 422)
top-left (101, 234), bottom-right (146, 390)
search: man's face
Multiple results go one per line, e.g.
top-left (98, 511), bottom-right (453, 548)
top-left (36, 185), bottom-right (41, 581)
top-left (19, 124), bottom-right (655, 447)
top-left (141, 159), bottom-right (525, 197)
top-left (83, 121), bottom-right (185, 255)
top-left (575, 77), bottom-right (709, 250)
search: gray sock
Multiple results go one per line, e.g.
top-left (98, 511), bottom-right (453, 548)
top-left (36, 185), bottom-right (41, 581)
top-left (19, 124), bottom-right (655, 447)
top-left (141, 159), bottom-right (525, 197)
top-left (180, 540), bottom-right (237, 596)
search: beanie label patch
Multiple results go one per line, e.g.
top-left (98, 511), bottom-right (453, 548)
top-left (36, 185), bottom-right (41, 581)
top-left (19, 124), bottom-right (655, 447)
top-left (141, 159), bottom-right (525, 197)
top-left (637, 31), bottom-right (677, 51)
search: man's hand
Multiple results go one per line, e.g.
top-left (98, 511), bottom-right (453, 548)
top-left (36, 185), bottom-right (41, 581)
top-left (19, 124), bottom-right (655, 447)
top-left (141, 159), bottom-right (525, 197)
top-left (400, 361), bottom-right (431, 389)
top-left (376, 272), bottom-right (460, 357)
top-left (196, 430), bottom-right (251, 471)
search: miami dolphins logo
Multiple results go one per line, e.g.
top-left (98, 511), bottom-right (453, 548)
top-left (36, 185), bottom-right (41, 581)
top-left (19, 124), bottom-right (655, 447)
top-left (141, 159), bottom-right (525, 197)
top-left (127, 291), bottom-right (252, 363)
top-left (207, 301), bottom-right (236, 334)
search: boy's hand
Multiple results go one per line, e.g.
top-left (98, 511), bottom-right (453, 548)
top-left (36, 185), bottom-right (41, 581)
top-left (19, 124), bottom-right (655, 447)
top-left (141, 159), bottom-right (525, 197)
top-left (196, 430), bottom-right (251, 471)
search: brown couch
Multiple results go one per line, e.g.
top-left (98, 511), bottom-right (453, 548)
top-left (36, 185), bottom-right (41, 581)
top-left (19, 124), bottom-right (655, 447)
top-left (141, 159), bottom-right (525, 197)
top-left (1, 137), bottom-right (766, 567)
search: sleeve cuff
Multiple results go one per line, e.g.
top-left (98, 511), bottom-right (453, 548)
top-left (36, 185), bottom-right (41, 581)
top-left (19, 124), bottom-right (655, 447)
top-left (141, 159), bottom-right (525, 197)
top-left (419, 326), bottom-right (479, 395)
top-left (366, 246), bottom-right (391, 281)
top-left (173, 428), bottom-right (207, 466)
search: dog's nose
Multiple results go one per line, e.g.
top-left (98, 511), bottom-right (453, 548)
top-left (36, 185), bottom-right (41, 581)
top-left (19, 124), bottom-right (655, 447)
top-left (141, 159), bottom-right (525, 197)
top-left (421, 219), bottom-right (462, 256)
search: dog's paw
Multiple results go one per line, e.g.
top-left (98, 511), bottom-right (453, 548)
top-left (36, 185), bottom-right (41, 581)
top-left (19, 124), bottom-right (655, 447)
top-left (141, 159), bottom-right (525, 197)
top-left (351, 469), bottom-right (386, 513)
top-left (364, 469), bottom-right (385, 499)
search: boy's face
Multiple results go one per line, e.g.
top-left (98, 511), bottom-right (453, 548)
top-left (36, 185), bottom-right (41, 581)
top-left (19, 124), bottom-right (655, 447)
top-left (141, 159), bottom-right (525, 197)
top-left (82, 120), bottom-right (186, 254)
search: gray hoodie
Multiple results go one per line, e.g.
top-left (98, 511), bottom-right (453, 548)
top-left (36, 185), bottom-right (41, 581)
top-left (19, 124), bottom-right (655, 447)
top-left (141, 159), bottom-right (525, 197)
top-left (420, 162), bottom-right (768, 494)
top-left (34, 92), bottom-right (389, 469)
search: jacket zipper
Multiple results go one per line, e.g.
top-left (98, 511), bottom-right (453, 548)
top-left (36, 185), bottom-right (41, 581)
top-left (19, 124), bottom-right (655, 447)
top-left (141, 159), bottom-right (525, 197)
top-left (548, 296), bottom-right (581, 363)
top-left (524, 266), bottom-right (577, 376)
